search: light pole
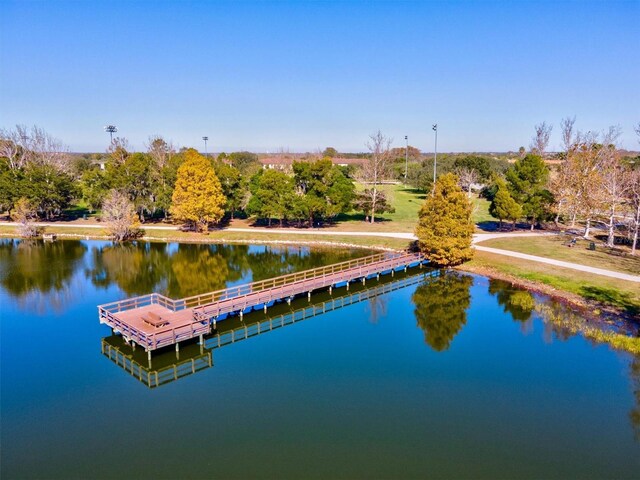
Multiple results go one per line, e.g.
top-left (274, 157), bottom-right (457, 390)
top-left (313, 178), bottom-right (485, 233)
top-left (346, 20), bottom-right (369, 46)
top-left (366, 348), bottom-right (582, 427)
top-left (404, 135), bottom-right (408, 183)
top-left (432, 124), bottom-right (438, 186)
top-left (202, 136), bottom-right (209, 157)
top-left (104, 125), bottom-right (117, 142)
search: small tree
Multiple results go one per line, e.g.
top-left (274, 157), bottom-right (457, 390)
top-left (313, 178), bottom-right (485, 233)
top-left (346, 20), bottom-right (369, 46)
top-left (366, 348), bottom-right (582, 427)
top-left (353, 189), bottom-right (395, 220)
top-left (357, 130), bottom-right (393, 223)
top-left (490, 178), bottom-right (522, 230)
top-left (11, 197), bottom-right (39, 237)
top-left (454, 166), bottom-right (479, 197)
top-left (506, 154), bottom-right (552, 230)
top-left (415, 173), bottom-right (474, 266)
top-left (170, 149), bottom-right (226, 232)
top-left (101, 190), bottom-right (139, 241)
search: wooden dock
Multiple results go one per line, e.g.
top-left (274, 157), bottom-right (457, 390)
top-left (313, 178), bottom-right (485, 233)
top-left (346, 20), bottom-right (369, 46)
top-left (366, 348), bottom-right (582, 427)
top-left (98, 251), bottom-right (426, 358)
top-left (100, 266), bottom-right (433, 388)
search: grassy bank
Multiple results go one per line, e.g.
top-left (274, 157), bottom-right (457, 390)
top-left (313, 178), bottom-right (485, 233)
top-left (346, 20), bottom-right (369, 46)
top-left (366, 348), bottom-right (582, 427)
top-left (458, 249), bottom-right (640, 317)
top-left (478, 235), bottom-right (640, 276)
top-left (0, 224), bottom-right (412, 251)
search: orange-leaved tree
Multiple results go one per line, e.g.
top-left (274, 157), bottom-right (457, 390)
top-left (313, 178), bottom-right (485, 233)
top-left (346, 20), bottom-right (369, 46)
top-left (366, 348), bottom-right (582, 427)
top-left (170, 149), bottom-right (226, 232)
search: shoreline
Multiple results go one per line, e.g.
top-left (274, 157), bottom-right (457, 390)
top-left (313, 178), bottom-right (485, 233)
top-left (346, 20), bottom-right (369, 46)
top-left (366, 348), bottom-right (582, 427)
top-left (2, 227), bottom-right (637, 328)
top-left (455, 262), bottom-right (639, 326)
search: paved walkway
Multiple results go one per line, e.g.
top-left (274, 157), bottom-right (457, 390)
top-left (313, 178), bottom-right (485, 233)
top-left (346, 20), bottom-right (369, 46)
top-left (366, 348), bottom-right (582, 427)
top-left (2, 222), bottom-right (638, 282)
top-left (474, 245), bottom-right (640, 283)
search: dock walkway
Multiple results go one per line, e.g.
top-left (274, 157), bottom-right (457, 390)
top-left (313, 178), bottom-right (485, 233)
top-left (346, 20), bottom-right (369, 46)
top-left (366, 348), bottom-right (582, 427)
top-left (98, 251), bottom-right (426, 355)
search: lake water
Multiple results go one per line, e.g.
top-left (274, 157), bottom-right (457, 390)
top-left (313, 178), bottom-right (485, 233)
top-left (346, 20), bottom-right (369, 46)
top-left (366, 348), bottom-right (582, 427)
top-left (1, 239), bottom-right (638, 479)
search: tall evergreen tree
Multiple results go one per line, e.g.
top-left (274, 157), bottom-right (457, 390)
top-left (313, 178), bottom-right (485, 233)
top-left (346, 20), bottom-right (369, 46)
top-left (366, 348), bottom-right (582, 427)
top-left (170, 149), bottom-right (226, 232)
top-left (415, 173), bottom-right (474, 266)
top-left (489, 177), bottom-right (522, 230)
top-left (505, 154), bottom-right (552, 230)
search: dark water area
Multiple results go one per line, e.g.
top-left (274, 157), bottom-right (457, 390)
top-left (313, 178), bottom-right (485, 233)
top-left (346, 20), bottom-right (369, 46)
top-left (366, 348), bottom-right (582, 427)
top-left (1, 238), bottom-right (638, 479)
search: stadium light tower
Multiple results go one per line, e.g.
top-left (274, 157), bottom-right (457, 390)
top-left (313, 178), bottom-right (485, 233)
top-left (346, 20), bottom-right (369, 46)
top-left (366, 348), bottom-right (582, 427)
top-left (404, 136), bottom-right (409, 183)
top-left (104, 125), bottom-right (117, 142)
top-left (202, 136), bottom-right (209, 156)
top-left (432, 124), bottom-right (438, 186)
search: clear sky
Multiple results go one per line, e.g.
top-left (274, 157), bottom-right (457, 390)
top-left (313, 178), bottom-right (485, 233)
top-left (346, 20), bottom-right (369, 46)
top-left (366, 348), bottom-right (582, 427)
top-left (1, 0), bottom-right (638, 153)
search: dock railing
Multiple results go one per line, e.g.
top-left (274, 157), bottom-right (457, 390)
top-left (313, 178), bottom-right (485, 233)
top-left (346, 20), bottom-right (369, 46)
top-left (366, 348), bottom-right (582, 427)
top-left (99, 252), bottom-right (419, 317)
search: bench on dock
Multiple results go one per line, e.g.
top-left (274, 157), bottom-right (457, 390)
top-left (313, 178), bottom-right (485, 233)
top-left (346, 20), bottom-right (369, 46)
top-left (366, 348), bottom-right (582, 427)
top-left (142, 312), bottom-right (170, 328)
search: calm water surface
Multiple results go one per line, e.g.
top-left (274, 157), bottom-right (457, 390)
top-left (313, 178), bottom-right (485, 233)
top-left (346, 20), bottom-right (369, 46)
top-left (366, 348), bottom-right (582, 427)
top-left (1, 239), bottom-right (638, 479)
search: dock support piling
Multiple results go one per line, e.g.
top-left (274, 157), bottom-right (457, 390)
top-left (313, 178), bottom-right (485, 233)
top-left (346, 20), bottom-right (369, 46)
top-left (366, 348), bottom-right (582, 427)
top-left (362, 277), bottom-right (366, 285)
top-left (264, 304), bottom-right (267, 313)
top-left (346, 281), bottom-right (349, 291)
top-left (308, 291), bottom-right (311, 302)
top-left (329, 285), bottom-right (332, 295)
top-left (239, 310), bottom-right (243, 321)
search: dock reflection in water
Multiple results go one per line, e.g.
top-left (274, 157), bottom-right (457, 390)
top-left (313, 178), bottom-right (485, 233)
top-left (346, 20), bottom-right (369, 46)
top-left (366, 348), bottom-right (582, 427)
top-left (101, 266), bottom-right (436, 388)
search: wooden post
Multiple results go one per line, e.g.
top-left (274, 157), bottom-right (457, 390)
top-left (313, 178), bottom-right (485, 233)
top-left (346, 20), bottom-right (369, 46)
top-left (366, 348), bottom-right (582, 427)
top-left (308, 291), bottom-right (311, 302)
top-left (329, 285), bottom-right (332, 295)
top-left (147, 350), bottom-right (152, 369)
top-left (346, 281), bottom-right (349, 291)
top-left (239, 310), bottom-right (243, 321)
top-left (264, 304), bottom-right (267, 314)
top-left (362, 277), bottom-right (365, 285)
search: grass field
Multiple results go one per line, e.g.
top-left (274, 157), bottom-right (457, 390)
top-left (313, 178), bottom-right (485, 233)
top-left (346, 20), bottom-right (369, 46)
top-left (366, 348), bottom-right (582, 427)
top-left (460, 250), bottom-right (640, 315)
top-left (479, 235), bottom-right (640, 276)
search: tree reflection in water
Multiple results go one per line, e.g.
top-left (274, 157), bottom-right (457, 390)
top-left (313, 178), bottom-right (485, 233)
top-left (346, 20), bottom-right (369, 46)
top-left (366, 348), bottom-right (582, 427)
top-left (412, 271), bottom-right (473, 351)
top-left (83, 242), bottom-right (368, 298)
top-left (0, 239), bottom-right (87, 313)
top-left (487, 279), bottom-right (536, 334)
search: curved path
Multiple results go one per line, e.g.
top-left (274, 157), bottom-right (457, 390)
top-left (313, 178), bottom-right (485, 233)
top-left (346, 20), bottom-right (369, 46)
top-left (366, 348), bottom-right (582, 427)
top-left (2, 222), bottom-right (638, 282)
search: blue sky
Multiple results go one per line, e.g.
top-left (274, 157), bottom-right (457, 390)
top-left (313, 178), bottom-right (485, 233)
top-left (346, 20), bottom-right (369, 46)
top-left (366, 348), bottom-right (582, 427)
top-left (1, 0), bottom-right (638, 153)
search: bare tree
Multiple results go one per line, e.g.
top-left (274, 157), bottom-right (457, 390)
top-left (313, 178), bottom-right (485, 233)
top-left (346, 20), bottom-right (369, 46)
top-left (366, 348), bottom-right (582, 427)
top-left (454, 167), bottom-right (479, 197)
top-left (0, 125), bottom-right (68, 171)
top-left (27, 125), bottom-right (70, 171)
top-left (0, 128), bottom-right (23, 169)
top-left (628, 123), bottom-right (640, 254)
top-left (560, 116), bottom-right (576, 154)
top-left (107, 137), bottom-right (130, 165)
top-left (628, 169), bottom-right (640, 255)
top-left (356, 130), bottom-right (393, 223)
top-left (597, 126), bottom-right (631, 247)
top-left (530, 121), bottom-right (553, 156)
top-left (101, 190), bottom-right (140, 241)
top-left (146, 135), bottom-right (174, 170)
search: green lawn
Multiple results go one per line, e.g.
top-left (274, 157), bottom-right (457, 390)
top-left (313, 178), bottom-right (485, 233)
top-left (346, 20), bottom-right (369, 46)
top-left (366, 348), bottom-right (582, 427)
top-left (472, 197), bottom-right (492, 224)
top-left (479, 235), bottom-right (640, 276)
top-left (461, 250), bottom-right (640, 315)
top-left (333, 183), bottom-right (425, 232)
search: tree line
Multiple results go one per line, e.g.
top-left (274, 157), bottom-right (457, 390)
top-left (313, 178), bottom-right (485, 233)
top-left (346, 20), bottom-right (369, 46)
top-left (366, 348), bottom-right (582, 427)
top-left (486, 119), bottom-right (640, 252)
